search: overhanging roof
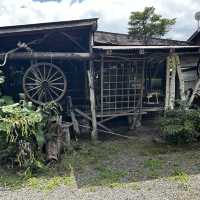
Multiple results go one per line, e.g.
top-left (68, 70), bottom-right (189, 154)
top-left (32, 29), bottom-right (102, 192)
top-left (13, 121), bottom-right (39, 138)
top-left (0, 18), bottom-right (98, 36)
top-left (93, 45), bottom-right (200, 50)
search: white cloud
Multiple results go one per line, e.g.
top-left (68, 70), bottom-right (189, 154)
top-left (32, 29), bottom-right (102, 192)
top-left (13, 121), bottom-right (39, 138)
top-left (0, 0), bottom-right (199, 40)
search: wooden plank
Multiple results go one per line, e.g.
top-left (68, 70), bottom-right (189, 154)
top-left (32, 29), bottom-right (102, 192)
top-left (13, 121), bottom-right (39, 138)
top-left (74, 108), bottom-right (113, 134)
top-left (75, 109), bottom-right (147, 140)
top-left (188, 78), bottom-right (200, 106)
top-left (68, 96), bottom-right (80, 136)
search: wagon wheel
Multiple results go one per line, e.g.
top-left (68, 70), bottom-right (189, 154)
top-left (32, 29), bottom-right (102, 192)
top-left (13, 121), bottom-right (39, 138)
top-left (197, 58), bottom-right (200, 77)
top-left (23, 62), bottom-right (67, 104)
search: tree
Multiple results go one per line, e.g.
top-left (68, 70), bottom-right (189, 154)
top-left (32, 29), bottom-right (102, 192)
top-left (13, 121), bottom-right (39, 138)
top-left (128, 7), bottom-right (176, 43)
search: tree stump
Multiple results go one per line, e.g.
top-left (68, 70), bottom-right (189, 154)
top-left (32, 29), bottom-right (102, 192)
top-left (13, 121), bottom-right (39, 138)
top-left (45, 118), bottom-right (72, 163)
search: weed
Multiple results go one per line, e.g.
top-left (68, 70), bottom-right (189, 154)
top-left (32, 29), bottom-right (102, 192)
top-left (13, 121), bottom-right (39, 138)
top-left (170, 168), bottom-right (189, 183)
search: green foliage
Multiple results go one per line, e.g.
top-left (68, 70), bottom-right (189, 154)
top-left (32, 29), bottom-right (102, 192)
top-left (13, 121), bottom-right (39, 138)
top-left (40, 101), bottom-right (62, 120)
top-left (160, 108), bottom-right (200, 144)
top-left (128, 7), bottom-right (176, 42)
top-left (0, 102), bottom-right (43, 171)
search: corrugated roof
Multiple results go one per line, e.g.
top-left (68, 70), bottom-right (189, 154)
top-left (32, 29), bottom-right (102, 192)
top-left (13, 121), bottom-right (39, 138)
top-left (93, 45), bottom-right (200, 50)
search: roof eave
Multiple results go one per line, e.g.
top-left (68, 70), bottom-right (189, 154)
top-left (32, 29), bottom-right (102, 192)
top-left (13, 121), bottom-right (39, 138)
top-left (0, 18), bottom-right (98, 36)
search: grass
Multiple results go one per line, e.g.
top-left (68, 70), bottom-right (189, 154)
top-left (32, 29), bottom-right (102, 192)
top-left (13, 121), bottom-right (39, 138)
top-left (0, 169), bottom-right (25, 189)
top-left (144, 158), bottom-right (164, 178)
top-left (0, 138), bottom-right (200, 191)
top-left (91, 166), bottom-right (128, 186)
top-left (170, 168), bottom-right (190, 183)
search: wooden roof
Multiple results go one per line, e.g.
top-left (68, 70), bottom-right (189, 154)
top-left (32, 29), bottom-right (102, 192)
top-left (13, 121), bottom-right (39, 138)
top-left (0, 18), bottom-right (98, 36)
top-left (188, 29), bottom-right (200, 43)
top-left (94, 31), bottom-right (190, 46)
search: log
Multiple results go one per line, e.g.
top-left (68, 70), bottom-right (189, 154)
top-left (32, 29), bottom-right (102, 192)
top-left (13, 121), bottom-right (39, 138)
top-left (87, 69), bottom-right (98, 140)
top-left (0, 52), bottom-right (92, 60)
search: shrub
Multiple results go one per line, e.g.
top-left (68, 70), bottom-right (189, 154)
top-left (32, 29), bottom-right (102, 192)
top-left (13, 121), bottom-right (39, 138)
top-left (0, 102), bottom-right (44, 173)
top-left (160, 108), bottom-right (200, 144)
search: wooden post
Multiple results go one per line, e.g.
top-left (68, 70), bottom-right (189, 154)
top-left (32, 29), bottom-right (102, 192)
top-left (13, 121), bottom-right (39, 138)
top-left (100, 55), bottom-right (104, 120)
top-left (176, 55), bottom-right (186, 101)
top-left (88, 69), bottom-right (98, 140)
top-left (88, 30), bottom-right (97, 141)
top-left (169, 64), bottom-right (176, 110)
top-left (165, 57), bottom-right (170, 110)
top-left (62, 122), bottom-right (72, 150)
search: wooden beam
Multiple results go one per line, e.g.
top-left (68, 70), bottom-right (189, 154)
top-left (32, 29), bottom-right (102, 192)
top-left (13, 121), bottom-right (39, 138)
top-left (74, 108), bottom-right (114, 134)
top-left (0, 52), bottom-right (92, 60)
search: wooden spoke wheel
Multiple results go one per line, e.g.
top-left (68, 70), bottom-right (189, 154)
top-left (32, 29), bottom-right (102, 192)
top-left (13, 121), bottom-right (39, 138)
top-left (197, 58), bottom-right (200, 77)
top-left (23, 62), bottom-right (67, 104)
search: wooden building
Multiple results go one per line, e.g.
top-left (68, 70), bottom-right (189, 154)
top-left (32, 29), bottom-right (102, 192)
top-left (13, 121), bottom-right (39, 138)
top-left (0, 18), bottom-right (200, 136)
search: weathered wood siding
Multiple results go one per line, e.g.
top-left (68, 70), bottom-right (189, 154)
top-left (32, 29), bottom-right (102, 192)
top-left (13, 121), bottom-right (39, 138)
top-left (179, 55), bottom-right (199, 91)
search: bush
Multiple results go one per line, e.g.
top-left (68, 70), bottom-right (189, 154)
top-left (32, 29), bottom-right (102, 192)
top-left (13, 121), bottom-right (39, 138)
top-left (160, 108), bottom-right (200, 144)
top-left (0, 102), bottom-right (44, 173)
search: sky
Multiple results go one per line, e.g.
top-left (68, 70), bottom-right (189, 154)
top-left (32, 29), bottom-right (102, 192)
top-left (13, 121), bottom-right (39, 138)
top-left (0, 0), bottom-right (199, 41)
